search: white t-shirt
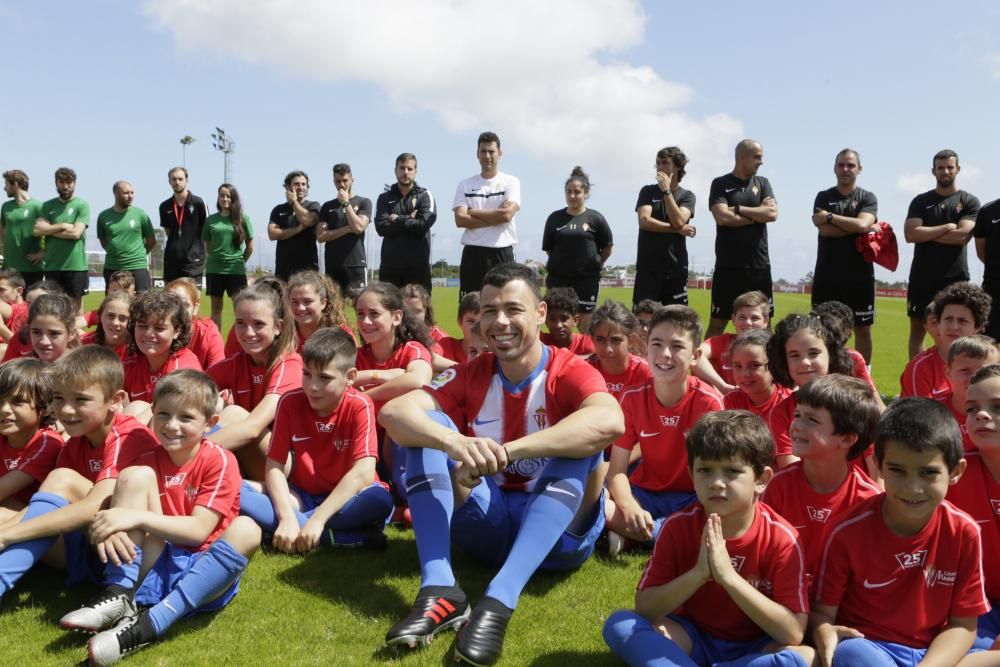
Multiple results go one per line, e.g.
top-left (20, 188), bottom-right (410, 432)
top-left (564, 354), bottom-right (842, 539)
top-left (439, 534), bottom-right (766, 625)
top-left (452, 172), bottom-right (521, 248)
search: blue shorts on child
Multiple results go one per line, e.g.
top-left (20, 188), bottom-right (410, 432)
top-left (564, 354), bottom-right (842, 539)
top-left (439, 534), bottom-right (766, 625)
top-left (63, 528), bottom-right (104, 587)
top-left (134, 542), bottom-right (240, 615)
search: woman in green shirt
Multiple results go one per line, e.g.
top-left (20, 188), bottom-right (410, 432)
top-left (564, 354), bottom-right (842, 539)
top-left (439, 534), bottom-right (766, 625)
top-left (203, 183), bottom-right (254, 329)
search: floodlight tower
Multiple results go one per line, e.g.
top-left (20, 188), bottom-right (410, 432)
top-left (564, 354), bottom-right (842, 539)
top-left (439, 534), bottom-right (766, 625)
top-left (211, 127), bottom-right (235, 182)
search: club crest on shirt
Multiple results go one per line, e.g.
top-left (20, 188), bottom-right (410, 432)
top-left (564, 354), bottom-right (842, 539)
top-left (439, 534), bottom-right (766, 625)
top-left (955, 203), bottom-right (963, 214)
top-left (533, 407), bottom-right (547, 429)
top-left (806, 506), bottom-right (831, 523)
top-left (507, 457), bottom-right (544, 478)
top-left (333, 438), bottom-right (350, 452)
top-left (429, 368), bottom-right (457, 389)
top-left (164, 473), bottom-right (187, 487)
top-left (185, 485), bottom-right (198, 503)
top-left (747, 576), bottom-right (774, 596)
top-left (991, 499), bottom-right (1000, 516)
top-left (315, 421), bottom-right (334, 433)
top-left (895, 549), bottom-right (927, 569)
top-left (89, 459), bottom-right (102, 473)
top-left (730, 555), bottom-right (746, 572)
top-left (751, 186), bottom-right (759, 195)
top-left (660, 415), bottom-right (680, 427)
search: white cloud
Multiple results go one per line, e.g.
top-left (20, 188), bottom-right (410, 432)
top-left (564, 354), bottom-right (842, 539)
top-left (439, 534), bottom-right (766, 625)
top-left (896, 171), bottom-right (930, 195)
top-left (143, 0), bottom-right (742, 190)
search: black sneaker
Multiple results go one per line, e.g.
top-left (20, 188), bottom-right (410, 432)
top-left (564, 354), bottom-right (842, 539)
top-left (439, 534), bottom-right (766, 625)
top-left (384, 585), bottom-right (470, 648)
top-left (59, 588), bottom-right (136, 633)
top-left (454, 596), bottom-right (513, 666)
top-left (88, 609), bottom-right (157, 666)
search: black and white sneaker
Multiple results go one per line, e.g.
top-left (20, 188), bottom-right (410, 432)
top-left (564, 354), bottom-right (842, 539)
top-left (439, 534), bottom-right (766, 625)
top-left (88, 609), bottom-right (157, 666)
top-left (59, 588), bottom-right (136, 633)
top-left (385, 585), bottom-right (470, 648)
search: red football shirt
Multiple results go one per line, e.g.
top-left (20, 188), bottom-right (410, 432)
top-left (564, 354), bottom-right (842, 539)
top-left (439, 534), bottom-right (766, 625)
top-left (129, 440), bottom-right (240, 551)
top-left (637, 502), bottom-right (809, 641)
top-left (540, 332), bottom-right (595, 356)
top-left (122, 348), bottom-right (202, 402)
top-left (946, 453), bottom-right (1000, 601)
top-left (54, 413), bottom-right (158, 483)
top-left (899, 347), bottom-right (950, 399)
top-left (424, 345), bottom-right (607, 492)
top-left (815, 495), bottom-right (990, 647)
top-left (768, 392), bottom-right (798, 460)
top-left (268, 388), bottom-right (386, 495)
top-left (208, 351), bottom-right (303, 412)
top-left (437, 336), bottom-right (467, 365)
top-left (6, 301), bottom-right (27, 332)
top-left (704, 333), bottom-right (737, 386)
top-left (615, 377), bottom-right (723, 493)
top-left (724, 384), bottom-right (792, 423)
top-left (934, 391), bottom-right (976, 453)
top-left (586, 353), bottom-right (652, 403)
top-left (355, 341), bottom-right (432, 415)
top-left (762, 461), bottom-right (881, 577)
top-left (188, 317), bottom-right (225, 369)
top-left (2, 428), bottom-right (64, 503)
top-left (2, 334), bottom-right (33, 362)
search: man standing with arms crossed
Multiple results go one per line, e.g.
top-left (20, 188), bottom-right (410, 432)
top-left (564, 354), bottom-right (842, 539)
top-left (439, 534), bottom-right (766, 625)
top-left (705, 139), bottom-right (778, 338)
top-left (632, 146), bottom-right (697, 308)
top-left (375, 153), bottom-right (437, 292)
top-left (974, 193), bottom-right (1000, 340)
top-left (159, 167), bottom-right (208, 283)
top-left (453, 131), bottom-right (521, 300)
top-left (811, 149), bottom-right (878, 364)
top-left (35, 167), bottom-right (90, 313)
top-left (0, 170), bottom-right (43, 286)
top-left (904, 149), bottom-right (979, 359)
top-left (269, 170), bottom-right (321, 282)
top-left (96, 181), bottom-right (156, 292)
top-left (318, 163), bottom-right (372, 297)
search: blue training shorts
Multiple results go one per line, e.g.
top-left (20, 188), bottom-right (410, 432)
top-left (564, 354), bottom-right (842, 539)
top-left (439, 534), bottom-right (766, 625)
top-left (630, 486), bottom-right (697, 520)
top-left (134, 542), bottom-right (240, 614)
top-left (670, 613), bottom-right (783, 664)
top-left (452, 454), bottom-right (605, 571)
top-left (63, 528), bottom-right (104, 587)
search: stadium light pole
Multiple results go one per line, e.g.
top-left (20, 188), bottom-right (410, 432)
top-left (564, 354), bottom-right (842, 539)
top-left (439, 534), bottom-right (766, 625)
top-left (179, 136), bottom-right (196, 167)
top-left (210, 127), bottom-right (235, 183)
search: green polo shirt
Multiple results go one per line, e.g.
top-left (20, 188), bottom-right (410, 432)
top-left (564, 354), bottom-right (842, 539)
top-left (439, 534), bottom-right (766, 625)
top-left (41, 196), bottom-right (89, 271)
top-left (96, 205), bottom-right (154, 270)
top-left (0, 198), bottom-right (43, 272)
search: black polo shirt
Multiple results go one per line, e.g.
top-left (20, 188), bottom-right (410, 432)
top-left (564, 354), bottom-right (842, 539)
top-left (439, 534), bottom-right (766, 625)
top-left (708, 173), bottom-right (775, 270)
top-left (907, 189), bottom-right (980, 282)
top-left (270, 199), bottom-right (321, 278)
top-left (319, 195), bottom-right (372, 269)
top-left (974, 198), bottom-right (1000, 283)
top-left (813, 186), bottom-right (878, 278)
top-left (634, 184), bottom-right (696, 273)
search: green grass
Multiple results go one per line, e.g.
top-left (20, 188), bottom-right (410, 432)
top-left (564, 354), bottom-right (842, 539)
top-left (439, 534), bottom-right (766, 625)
top-left (0, 287), bottom-right (912, 664)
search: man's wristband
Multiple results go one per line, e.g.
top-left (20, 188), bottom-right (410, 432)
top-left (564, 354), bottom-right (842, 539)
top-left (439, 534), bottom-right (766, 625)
top-left (826, 212), bottom-right (834, 224)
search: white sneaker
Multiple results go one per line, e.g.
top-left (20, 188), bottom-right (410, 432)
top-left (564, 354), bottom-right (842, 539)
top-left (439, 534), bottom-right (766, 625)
top-left (59, 590), bottom-right (136, 633)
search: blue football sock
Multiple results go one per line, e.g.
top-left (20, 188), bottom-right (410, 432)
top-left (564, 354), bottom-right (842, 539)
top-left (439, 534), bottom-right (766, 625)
top-left (102, 544), bottom-right (143, 590)
top-left (0, 492), bottom-right (68, 594)
top-left (404, 411), bottom-right (459, 588)
top-left (484, 456), bottom-right (591, 609)
top-left (717, 651), bottom-right (808, 667)
top-left (602, 610), bottom-right (697, 666)
top-left (147, 539), bottom-right (247, 637)
top-left (237, 481), bottom-right (285, 534)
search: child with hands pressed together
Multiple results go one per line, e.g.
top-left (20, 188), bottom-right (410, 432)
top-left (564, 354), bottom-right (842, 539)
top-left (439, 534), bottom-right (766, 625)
top-left (63, 370), bottom-right (258, 666)
top-left (604, 410), bottom-right (813, 667)
top-left (238, 328), bottom-right (393, 551)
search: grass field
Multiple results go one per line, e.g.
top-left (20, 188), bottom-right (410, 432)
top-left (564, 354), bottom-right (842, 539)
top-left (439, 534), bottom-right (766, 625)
top-left (0, 287), bottom-right (914, 665)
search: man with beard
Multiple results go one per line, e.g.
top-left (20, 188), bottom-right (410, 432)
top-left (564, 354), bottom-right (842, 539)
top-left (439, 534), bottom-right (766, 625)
top-left (904, 150), bottom-right (980, 358)
top-left (0, 169), bottom-right (43, 286)
top-left (35, 167), bottom-right (90, 313)
top-left (375, 154), bottom-right (436, 292)
top-left (810, 149), bottom-right (878, 364)
top-left (268, 170), bottom-right (321, 282)
top-left (318, 163), bottom-right (372, 297)
top-left (96, 181), bottom-right (156, 292)
top-left (159, 167), bottom-right (208, 283)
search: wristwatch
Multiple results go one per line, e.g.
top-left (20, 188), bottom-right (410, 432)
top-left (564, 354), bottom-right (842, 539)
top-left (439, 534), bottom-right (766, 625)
top-left (826, 212), bottom-right (834, 224)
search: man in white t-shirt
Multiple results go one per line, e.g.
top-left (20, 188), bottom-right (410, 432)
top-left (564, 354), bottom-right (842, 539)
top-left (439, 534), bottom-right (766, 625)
top-left (453, 131), bottom-right (522, 300)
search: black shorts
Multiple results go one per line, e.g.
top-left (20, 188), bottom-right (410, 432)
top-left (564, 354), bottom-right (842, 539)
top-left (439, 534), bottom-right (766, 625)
top-left (18, 271), bottom-right (44, 290)
top-left (206, 273), bottom-right (248, 298)
top-left (326, 265), bottom-right (367, 299)
top-left (907, 273), bottom-right (965, 318)
top-left (812, 276), bottom-right (875, 326)
top-left (45, 270), bottom-right (89, 298)
top-left (460, 245), bottom-right (515, 299)
top-left (710, 267), bottom-right (773, 320)
top-left (546, 274), bottom-right (600, 313)
top-left (379, 263), bottom-right (432, 294)
top-left (632, 269), bottom-right (688, 307)
top-left (103, 268), bottom-right (152, 293)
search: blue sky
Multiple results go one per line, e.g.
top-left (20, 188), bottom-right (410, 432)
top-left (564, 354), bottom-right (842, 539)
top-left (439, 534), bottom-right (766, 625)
top-left (2, 0), bottom-right (998, 282)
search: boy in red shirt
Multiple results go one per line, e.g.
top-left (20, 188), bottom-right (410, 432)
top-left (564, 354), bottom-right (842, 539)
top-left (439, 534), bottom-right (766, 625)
top-left (603, 410), bottom-right (813, 666)
top-left (694, 290), bottom-right (769, 394)
top-left (0, 268), bottom-right (27, 348)
top-left (606, 305), bottom-right (722, 549)
top-left (63, 370), bottom-right (259, 665)
top-left (936, 335), bottom-right (1000, 454)
top-left (436, 291), bottom-right (480, 366)
top-left (901, 282), bottom-right (990, 398)
top-left (952, 365), bottom-right (1000, 653)
top-left (812, 398), bottom-right (990, 665)
top-left (540, 286), bottom-right (595, 356)
top-left (762, 375), bottom-right (882, 577)
top-left (631, 298), bottom-right (660, 358)
top-left (238, 328), bottom-right (394, 549)
top-left (0, 347), bottom-right (157, 601)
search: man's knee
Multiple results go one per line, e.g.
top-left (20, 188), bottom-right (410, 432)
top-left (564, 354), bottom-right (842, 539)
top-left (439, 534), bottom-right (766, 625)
top-left (221, 516), bottom-right (263, 556)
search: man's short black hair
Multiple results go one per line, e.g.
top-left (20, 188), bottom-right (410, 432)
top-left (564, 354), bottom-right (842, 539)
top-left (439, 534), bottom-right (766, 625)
top-left (481, 263), bottom-right (541, 302)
